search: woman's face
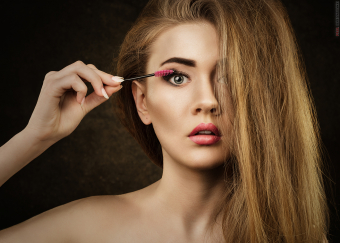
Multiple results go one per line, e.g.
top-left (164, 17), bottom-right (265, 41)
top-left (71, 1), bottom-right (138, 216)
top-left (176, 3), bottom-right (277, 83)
top-left (132, 21), bottom-right (233, 170)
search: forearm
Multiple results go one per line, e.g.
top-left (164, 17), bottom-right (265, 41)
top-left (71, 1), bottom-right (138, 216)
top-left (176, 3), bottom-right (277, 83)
top-left (0, 129), bottom-right (55, 187)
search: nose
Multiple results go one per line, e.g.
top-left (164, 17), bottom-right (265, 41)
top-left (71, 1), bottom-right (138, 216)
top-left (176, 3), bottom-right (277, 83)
top-left (191, 79), bottom-right (220, 116)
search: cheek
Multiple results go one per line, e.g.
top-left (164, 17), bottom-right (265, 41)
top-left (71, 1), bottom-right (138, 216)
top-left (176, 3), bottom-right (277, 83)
top-left (146, 86), bottom-right (190, 136)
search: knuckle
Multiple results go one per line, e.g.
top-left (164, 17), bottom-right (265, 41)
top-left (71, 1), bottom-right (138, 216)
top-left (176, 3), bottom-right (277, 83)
top-left (70, 73), bottom-right (79, 82)
top-left (87, 64), bottom-right (97, 69)
top-left (74, 60), bottom-right (85, 67)
top-left (80, 81), bottom-right (88, 90)
top-left (45, 71), bottom-right (56, 79)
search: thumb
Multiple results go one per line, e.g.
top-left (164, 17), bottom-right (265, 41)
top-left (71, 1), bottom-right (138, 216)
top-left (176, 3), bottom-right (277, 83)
top-left (82, 85), bottom-right (123, 112)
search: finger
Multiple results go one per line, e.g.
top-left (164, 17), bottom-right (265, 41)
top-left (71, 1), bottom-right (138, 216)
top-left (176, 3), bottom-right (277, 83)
top-left (87, 64), bottom-right (124, 86)
top-left (82, 85), bottom-right (123, 112)
top-left (87, 64), bottom-right (98, 70)
top-left (55, 61), bottom-right (106, 98)
top-left (87, 65), bottom-right (122, 87)
top-left (52, 74), bottom-right (88, 105)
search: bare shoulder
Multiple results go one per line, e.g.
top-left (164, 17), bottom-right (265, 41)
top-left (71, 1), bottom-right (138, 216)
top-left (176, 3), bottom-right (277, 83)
top-left (0, 195), bottom-right (132, 243)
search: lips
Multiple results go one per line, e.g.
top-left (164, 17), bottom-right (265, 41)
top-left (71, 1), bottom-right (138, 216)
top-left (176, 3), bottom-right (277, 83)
top-left (188, 123), bottom-right (221, 145)
top-left (189, 123), bottom-right (221, 137)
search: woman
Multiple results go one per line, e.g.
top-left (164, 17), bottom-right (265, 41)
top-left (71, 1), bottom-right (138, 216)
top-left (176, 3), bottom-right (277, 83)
top-left (0, 0), bottom-right (330, 242)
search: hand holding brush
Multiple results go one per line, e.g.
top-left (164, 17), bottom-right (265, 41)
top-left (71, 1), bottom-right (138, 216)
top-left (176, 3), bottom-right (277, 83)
top-left (24, 60), bottom-right (175, 144)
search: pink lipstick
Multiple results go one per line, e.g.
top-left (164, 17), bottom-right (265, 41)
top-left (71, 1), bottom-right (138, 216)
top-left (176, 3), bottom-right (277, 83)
top-left (189, 123), bottom-right (221, 145)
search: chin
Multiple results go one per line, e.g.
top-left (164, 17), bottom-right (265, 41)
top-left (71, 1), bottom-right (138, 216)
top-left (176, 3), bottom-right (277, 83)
top-left (183, 157), bottom-right (225, 171)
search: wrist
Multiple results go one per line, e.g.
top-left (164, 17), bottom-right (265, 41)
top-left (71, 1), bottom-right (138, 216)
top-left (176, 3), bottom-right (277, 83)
top-left (0, 129), bottom-right (56, 187)
top-left (21, 127), bottom-right (58, 147)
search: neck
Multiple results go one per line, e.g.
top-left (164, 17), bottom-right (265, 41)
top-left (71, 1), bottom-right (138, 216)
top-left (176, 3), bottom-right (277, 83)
top-left (152, 152), bottom-right (227, 237)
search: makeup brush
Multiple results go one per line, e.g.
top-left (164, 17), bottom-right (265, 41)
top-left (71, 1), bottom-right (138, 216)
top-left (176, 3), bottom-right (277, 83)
top-left (115, 69), bottom-right (174, 82)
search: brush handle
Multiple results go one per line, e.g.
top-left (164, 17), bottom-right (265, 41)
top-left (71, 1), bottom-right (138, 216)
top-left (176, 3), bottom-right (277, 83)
top-left (122, 70), bottom-right (174, 82)
top-left (123, 73), bottom-right (155, 81)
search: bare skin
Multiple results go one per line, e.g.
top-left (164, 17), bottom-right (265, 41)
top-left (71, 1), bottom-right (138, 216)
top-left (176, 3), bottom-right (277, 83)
top-left (0, 21), bottom-right (329, 243)
top-left (0, 22), bottom-right (231, 243)
top-left (127, 21), bottom-right (232, 242)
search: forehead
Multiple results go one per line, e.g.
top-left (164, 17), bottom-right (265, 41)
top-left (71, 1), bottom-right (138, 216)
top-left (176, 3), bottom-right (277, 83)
top-left (148, 22), bottom-right (219, 70)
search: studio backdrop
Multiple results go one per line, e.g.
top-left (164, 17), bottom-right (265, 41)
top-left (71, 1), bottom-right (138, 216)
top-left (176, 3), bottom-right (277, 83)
top-left (0, 0), bottom-right (339, 241)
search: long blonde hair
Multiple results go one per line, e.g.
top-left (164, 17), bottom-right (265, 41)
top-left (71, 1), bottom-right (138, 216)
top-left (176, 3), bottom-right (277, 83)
top-left (111, 0), bottom-right (331, 241)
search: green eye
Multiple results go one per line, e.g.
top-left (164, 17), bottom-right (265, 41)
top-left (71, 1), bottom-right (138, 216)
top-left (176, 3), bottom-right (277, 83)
top-left (162, 70), bottom-right (190, 86)
top-left (173, 75), bottom-right (186, 84)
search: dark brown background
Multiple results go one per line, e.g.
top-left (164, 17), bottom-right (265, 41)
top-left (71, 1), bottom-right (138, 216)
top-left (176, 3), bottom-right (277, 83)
top-left (0, 0), bottom-right (339, 241)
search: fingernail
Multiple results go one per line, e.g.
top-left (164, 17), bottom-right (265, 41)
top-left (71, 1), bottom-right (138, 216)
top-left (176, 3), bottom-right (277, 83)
top-left (118, 85), bottom-right (123, 91)
top-left (102, 87), bottom-right (109, 99)
top-left (112, 76), bottom-right (125, 83)
top-left (81, 97), bottom-right (85, 107)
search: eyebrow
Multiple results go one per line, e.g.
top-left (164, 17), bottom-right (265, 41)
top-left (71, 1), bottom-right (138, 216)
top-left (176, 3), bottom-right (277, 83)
top-left (160, 57), bottom-right (225, 68)
top-left (160, 57), bottom-right (196, 67)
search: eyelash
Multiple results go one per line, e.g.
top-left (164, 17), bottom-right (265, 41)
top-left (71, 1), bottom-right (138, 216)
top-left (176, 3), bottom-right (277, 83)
top-left (161, 68), bottom-right (190, 86)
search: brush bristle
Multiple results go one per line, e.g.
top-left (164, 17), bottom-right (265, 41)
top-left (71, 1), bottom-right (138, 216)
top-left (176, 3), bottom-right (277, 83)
top-left (154, 69), bottom-right (174, 77)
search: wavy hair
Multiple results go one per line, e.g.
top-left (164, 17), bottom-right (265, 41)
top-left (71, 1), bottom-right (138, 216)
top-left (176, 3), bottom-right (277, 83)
top-left (110, 0), bottom-right (331, 242)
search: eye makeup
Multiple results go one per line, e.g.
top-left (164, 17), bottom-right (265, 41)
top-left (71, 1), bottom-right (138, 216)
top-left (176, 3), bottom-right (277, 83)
top-left (121, 69), bottom-right (174, 82)
top-left (161, 68), bottom-right (191, 86)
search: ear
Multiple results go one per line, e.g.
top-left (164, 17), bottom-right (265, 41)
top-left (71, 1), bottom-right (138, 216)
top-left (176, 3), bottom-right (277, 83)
top-left (131, 80), bottom-right (152, 125)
